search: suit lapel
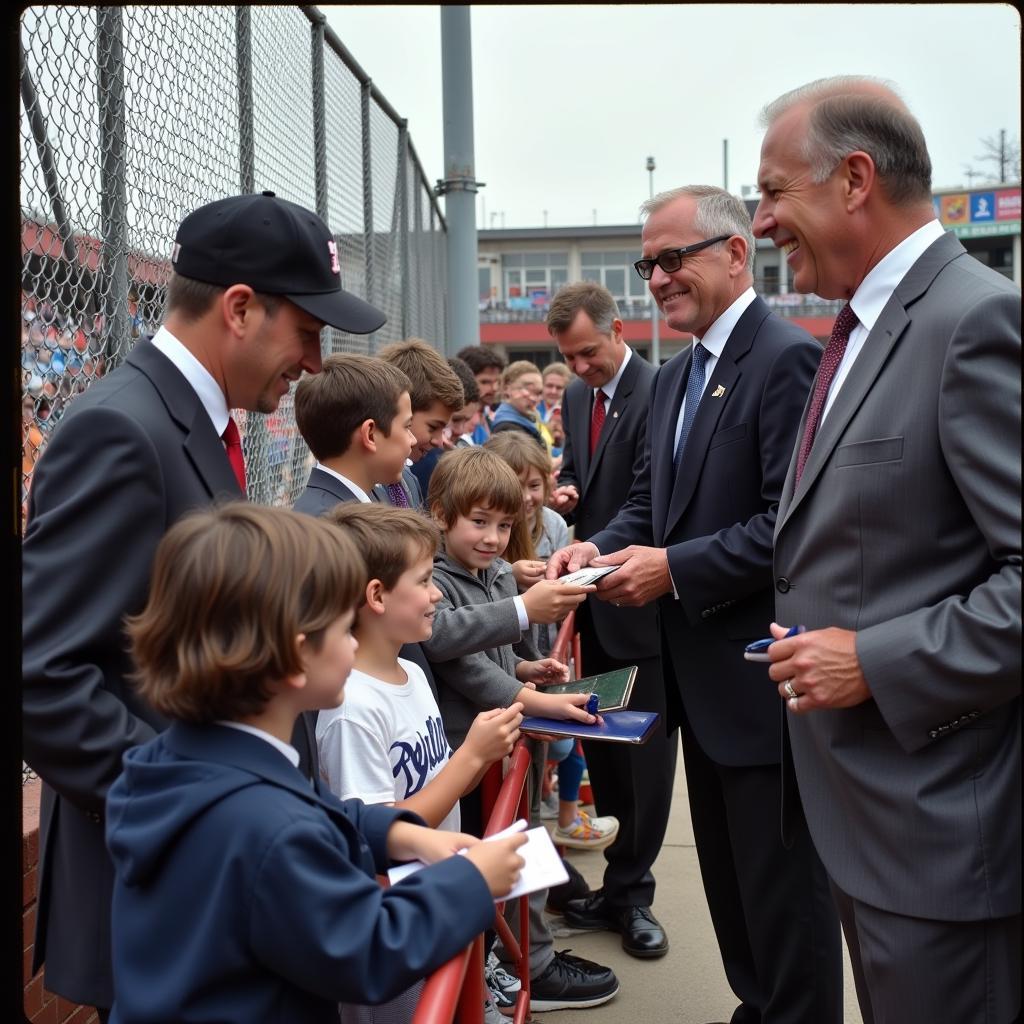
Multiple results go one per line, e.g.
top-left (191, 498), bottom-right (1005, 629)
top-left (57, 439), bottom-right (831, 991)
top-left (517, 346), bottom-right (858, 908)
top-left (651, 354), bottom-right (687, 544)
top-left (129, 339), bottom-right (242, 500)
top-left (778, 232), bottom-right (964, 532)
top-left (664, 356), bottom-right (738, 537)
top-left (309, 467), bottom-right (357, 503)
top-left (584, 355), bottom-right (639, 493)
top-left (662, 297), bottom-right (766, 538)
top-left (567, 380), bottom-right (592, 484)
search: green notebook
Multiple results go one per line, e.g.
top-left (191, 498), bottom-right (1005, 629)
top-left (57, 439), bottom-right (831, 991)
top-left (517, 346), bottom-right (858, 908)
top-left (539, 665), bottom-right (638, 713)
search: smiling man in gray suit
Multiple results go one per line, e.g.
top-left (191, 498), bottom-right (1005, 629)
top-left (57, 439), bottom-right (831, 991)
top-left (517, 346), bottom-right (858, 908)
top-left (753, 77), bottom-right (1021, 1024)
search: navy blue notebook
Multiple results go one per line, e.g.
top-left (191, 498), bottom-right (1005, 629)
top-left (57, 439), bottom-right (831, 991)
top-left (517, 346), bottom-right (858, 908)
top-left (520, 710), bottom-right (659, 745)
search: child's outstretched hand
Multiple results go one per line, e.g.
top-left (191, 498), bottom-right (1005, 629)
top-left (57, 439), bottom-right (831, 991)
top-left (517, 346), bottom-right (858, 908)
top-left (463, 833), bottom-right (528, 898)
top-left (521, 579), bottom-right (593, 624)
top-left (524, 689), bottom-right (602, 726)
top-left (516, 658), bottom-right (570, 685)
top-left (464, 703), bottom-right (524, 765)
top-left (512, 559), bottom-right (547, 589)
top-left (388, 823), bottom-right (482, 865)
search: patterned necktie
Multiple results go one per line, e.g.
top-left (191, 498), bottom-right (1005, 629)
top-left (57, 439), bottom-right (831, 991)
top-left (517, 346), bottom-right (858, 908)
top-left (589, 389), bottom-right (607, 456)
top-left (222, 416), bottom-right (247, 493)
top-left (794, 303), bottom-right (859, 485)
top-left (386, 482), bottom-right (410, 508)
top-left (673, 342), bottom-right (710, 469)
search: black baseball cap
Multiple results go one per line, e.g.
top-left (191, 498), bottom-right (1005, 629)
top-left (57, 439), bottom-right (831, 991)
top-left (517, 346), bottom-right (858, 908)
top-left (171, 191), bottom-right (386, 334)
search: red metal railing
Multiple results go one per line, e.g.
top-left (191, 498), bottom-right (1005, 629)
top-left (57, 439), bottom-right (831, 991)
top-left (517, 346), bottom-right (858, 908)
top-left (412, 742), bottom-right (533, 1024)
top-left (413, 611), bottom-right (583, 1023)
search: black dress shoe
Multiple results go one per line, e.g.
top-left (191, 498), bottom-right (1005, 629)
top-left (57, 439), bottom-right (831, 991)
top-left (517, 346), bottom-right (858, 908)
top-left (563, 893), bottom-right (669, 959)
top-left (615, 905), bottom-right (668, 959)
top-left (562, 890), bottom-right (614, 931)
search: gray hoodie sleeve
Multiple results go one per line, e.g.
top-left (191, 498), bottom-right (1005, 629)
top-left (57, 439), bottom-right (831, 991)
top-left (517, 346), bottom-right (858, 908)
top-left (422, 590), bottom-right (524, 661)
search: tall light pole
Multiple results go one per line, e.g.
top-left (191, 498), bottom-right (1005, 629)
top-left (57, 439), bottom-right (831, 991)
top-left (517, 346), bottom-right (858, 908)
top-left (646, 155), bottom-right (660, 366)
top-left (437, 7), bottom-right (483, 354)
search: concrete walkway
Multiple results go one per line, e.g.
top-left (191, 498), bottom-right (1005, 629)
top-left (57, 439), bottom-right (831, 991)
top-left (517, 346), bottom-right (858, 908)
top-left (537, 752), bottom-right (864, 1023)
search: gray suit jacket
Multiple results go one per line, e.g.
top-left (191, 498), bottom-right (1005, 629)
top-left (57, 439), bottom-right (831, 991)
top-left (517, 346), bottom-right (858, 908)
top-left (774, 231), bottom-right (1021, 921)
top-left (558, 351), bottom-right (660, 659)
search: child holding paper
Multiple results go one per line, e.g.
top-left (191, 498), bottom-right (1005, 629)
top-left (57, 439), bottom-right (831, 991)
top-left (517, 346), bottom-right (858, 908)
top-left (104, 504), bottom-right (526, 1024)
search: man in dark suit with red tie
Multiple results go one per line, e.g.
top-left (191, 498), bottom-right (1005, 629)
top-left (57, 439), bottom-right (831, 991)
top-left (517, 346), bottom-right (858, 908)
top-left (22, 191), bottom-right (386, 1020)
top-left (545, 281), bottom-right (676, 960)
top-left (548, 186), bottom-right (842, 1023)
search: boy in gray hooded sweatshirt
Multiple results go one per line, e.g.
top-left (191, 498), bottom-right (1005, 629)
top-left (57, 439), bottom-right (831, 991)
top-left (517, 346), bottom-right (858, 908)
top-left (423, 447), bottom-right (620, 1013)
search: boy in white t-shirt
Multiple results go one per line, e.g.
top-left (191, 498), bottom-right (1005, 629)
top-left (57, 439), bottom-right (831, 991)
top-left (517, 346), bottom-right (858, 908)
top-left (318, 503), bottom-right (523, 1023)
top-left (318, 503), bottom-right (522, 823)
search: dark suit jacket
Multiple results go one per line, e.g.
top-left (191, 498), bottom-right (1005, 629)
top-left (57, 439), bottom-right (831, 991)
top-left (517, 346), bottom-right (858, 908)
top-left (558, 350), bottom-right (660, 659)
top-left (774, 232), bottom-right (1021, 920)
top-left (590, 296), bottom-right (820, 766)
top-left (293, 465), bottom-right (366, 515)
top-left (22, 339), bottom-right (248, 1006)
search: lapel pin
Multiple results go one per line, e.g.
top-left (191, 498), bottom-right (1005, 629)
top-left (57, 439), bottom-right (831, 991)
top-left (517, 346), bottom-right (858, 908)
top-left (711, 385), bottom-right (726, 398)
top-left (612, 411), bottom-right (619, 419)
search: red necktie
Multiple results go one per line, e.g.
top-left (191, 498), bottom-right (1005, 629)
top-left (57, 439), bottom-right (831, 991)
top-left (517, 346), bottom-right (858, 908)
top-left (222, 416), bottom-right (247, 493)
top-left (589, 389), bottom-right (606, 456)
top-left (794, 303), bottom-right (859, 485)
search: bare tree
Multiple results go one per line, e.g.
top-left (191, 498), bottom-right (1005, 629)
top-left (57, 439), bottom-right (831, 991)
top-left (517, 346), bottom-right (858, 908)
top-left (965, 130), bottom-right (1022, 185)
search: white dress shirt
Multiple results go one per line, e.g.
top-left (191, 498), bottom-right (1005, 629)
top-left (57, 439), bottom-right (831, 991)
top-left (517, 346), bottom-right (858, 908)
top-left (593, 344), bottom-right (634, 416)
top-left (151, 325), bottom-right (229, 436)
top-left (672, 287), bottom-right (757, 454)
top-left (313, 462), bottom-right (372, 503)
top-left (821, 219), bottom-right (945, 424)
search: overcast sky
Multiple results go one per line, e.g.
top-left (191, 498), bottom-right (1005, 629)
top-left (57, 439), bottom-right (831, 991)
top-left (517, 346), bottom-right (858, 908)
top-left (322, 3), bottom-right (1021, 228)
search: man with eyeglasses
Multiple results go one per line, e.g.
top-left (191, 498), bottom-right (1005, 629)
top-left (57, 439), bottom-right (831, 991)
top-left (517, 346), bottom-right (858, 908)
top-left (548, 185), bottom-right (842, 1023)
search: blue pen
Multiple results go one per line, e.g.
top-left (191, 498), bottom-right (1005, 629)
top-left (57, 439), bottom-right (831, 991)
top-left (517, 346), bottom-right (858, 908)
top-left (743, 625), bottom-right (805, 662)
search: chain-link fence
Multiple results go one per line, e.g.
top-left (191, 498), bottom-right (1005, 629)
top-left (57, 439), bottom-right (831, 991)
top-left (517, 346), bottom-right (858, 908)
top-left (20, 5), bottom-right (448, 784)
top-left (19, 4), bottom-right (448, 520)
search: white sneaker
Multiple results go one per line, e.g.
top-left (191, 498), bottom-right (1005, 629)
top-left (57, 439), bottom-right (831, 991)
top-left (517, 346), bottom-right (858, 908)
top-left (552, 810), bottom-right (619, 851)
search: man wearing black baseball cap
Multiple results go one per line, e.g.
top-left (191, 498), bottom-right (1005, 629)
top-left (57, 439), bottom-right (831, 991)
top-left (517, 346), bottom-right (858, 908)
top-left (23, 192), bottom-right (385, 1020)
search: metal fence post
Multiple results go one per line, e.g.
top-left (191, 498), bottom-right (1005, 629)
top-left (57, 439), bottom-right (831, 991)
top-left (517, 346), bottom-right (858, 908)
top-left (413, 178), bottom-right (424, 340)
top-left (234, 6), bottom-right (270, 502)
top-left (398, 120), bottom-right (410, 340)
top-left (236, 7), bottom-right (255, 195)
top-left (310, 12), bottom-right (328, 221)
top-left (96, 7), bottom-right (129, 370)
top-left (361, 79), bottom-right (377, 353)
top-left (20, 42), bottom-right (79, 271)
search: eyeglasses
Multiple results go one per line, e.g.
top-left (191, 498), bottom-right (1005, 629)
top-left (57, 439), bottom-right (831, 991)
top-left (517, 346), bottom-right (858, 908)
top-left (633, 235), bottom-right (731, 280)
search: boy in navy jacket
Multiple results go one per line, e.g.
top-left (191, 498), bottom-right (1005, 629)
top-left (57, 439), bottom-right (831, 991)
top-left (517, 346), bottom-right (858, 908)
top-left (105, 503), bottom-right (525, 1024)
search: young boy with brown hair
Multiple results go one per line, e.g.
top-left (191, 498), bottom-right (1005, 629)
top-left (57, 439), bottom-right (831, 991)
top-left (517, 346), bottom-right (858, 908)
top-left (410, 355), bottom-right (482, 495)
top-left (378, 338), bottom-right (464, 508)
top-left (319, 502), bottom-right (524, 1023)
top-left (293, 353), bottom-right (416, 512)
top-left (318, 503), bottom-right (522, 830)
top-left (105, 503), bottom-right (526, 1024)
top-left (423, 447), bottom-right (620, 1012)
